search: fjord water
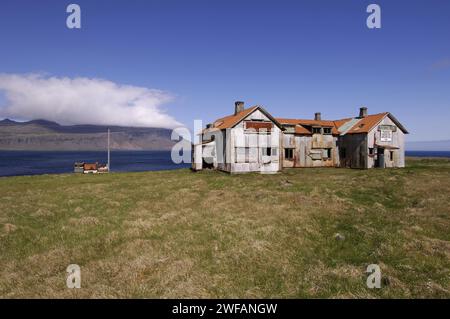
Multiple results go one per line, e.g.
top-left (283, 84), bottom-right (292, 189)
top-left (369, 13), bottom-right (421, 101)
top-left (0, 150), bottom-right (449, 177)
top-left (0, 151), bottom-right (190, 177)
top-left (405, 151), bottom-right (450, 158)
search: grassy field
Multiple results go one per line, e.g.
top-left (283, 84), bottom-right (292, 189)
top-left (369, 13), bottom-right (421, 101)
top-left (0, 158), bottom-right (449, 298)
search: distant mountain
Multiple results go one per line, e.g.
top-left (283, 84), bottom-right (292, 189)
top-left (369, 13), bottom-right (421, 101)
top-left (406, 140), bottom-right (450, 151)
top-left (0, 119), bottom-right (179, 151)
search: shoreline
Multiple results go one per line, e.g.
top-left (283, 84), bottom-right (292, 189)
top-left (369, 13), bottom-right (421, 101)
top-left (1, 157), bottom-right (448, 179)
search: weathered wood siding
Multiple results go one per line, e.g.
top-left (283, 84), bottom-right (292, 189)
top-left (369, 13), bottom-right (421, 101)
top-left (367, 116), bottom-right (406, 168)
top-left (226, 109), bottom-right (282, 174)
top-left (197, 110), bottom-right (407, 172)
top-left (338, 133), bottom-right (368, 169)
top-left (282, 133), bottom-right (339, 168)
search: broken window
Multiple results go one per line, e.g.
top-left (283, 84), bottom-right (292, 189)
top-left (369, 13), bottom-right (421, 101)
top-left (312, 127), bottom-right (322, 134)
top-left (272, 148), bottom-right (277, 156)
top-left (284, 125), bottom-right (295, 133)
top-left (262, 148), bottom-right (271, 156)
top-left (311, 152), bottom-right (322, 160)
top-left (284, 148), bottom-right (294, 160)
top-left (323, 127), bottom-right (332, 135)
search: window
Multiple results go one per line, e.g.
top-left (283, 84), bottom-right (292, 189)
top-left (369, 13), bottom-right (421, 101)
top-left (369, 148), bottom-right (374, 156)
top-left (323, 127), bottom-right (332, 135)
top-left (235, 147), bottom-right (244, 163)
top-left (236, 147), bottom-right (261, 163)
top-left (284, 148), bottom-right (294, 160)
top-left (312, 127), bottom-right (322, 134)
top-left (262, 148), bottom-right (271, 156)
top-left (327, 148), bottom-right (332, 159)
top-left (236, 147), bottom-right (248, 163)
top-left (390, 151), bottom-right (394, 160)
top-left (284, 125), bottom-right (295, 133)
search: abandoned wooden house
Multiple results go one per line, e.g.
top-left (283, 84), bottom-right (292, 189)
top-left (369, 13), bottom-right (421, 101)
top-left (192, 101), bottom-right (408, 173)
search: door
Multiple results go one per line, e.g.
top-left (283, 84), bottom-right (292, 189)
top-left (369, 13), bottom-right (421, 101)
top-left (377, 148), bottom-right (385, 168)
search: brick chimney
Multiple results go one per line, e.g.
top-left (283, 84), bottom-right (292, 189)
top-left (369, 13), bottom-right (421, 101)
top-left (235, 101), bottom-right (244, 115)
top-left (314, 112), bottom-right (322, 121)
top-left (359, 107), bottom-right (368, 118)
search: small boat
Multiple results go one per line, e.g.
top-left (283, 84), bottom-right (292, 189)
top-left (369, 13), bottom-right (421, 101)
top-left (83, 162), bottom-right (99, 174)
top-left (97, 163), bottom-right (109, 173)
top-left (74, 162), bottom-right (109, 174)
top-left (73, 129), bottom-right (111, 174)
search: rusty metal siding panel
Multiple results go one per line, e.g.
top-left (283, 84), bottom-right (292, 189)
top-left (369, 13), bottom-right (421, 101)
top-left (245, 121), bottom-right (273, 131)
top-left (299, 137), bottom-right (307, 167)
top-left (338, 133), bottom-right (367, 169)
top-left (289, 135), bottom-right (339, 168)
top-left (229, 124), bottom-right (281, 173)
top-left (311, 134), bottom-right (335, 149)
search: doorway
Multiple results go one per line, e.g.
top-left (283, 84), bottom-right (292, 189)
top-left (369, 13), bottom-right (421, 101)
top-left (376, 148), bottom-right (385, 168)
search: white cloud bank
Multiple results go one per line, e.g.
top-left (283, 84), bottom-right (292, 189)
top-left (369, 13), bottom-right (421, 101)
top-left (0, 74), bottom-right (182, 128)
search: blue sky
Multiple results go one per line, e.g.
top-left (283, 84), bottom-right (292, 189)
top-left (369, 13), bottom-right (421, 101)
top-left (0, 0), bottom-right (449, 141)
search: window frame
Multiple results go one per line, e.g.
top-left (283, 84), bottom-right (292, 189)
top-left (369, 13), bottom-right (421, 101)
top-left (262, 147), bottom-right (272, 157)
top-left (323, 127), bottom-right (332, 135)
top-left (271, 148), bottom-right (278, 156)
top-left (284, 148), bottom-right (294, 160)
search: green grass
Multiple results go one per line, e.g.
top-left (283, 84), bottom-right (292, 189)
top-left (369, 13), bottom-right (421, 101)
top-left (0, 157), bottom-right (449, 298)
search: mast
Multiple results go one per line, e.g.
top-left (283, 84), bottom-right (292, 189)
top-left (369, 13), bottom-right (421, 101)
top-left (107, 128), bottom-right (110, 171)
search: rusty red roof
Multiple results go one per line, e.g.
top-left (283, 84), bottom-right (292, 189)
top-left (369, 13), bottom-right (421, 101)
top-left (344, 113), bottom-right (388, 134)
top-left (204, 108), bottom-right (408, 136)
top-left (213, 106), bottom-right (259, 129)
top-left (208, 106), bottom-right (284, 131)
top-left (276, 118), bottom-right (340, 135)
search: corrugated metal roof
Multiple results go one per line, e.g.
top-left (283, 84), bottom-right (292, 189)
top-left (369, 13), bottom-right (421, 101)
top-left (344, 113), bottom-right (388, 134)
top-left (276, 118), bottom-right (340, 135)
top-left (277, 112), bottom-right (408, 136)
top-left (207, 106), bottom-right (284, 132)
top-left (276, 118), bottom-right (336, 127)
top-left (213, 106), bottom-right (259, 130)
top-left (294, 124), bottom-right (311, 135)
top-left (338, 118), bottom-right (362, 135)
top-left (204, 109), bottom-right (408, 136)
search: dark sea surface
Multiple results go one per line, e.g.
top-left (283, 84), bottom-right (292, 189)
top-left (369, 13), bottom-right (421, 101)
top-left (0, 150), bottom-right (448, 177)
top-left (0, 151), bottom-right (189, 177)
top-left (405, 151), bottom-right (450, 158)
